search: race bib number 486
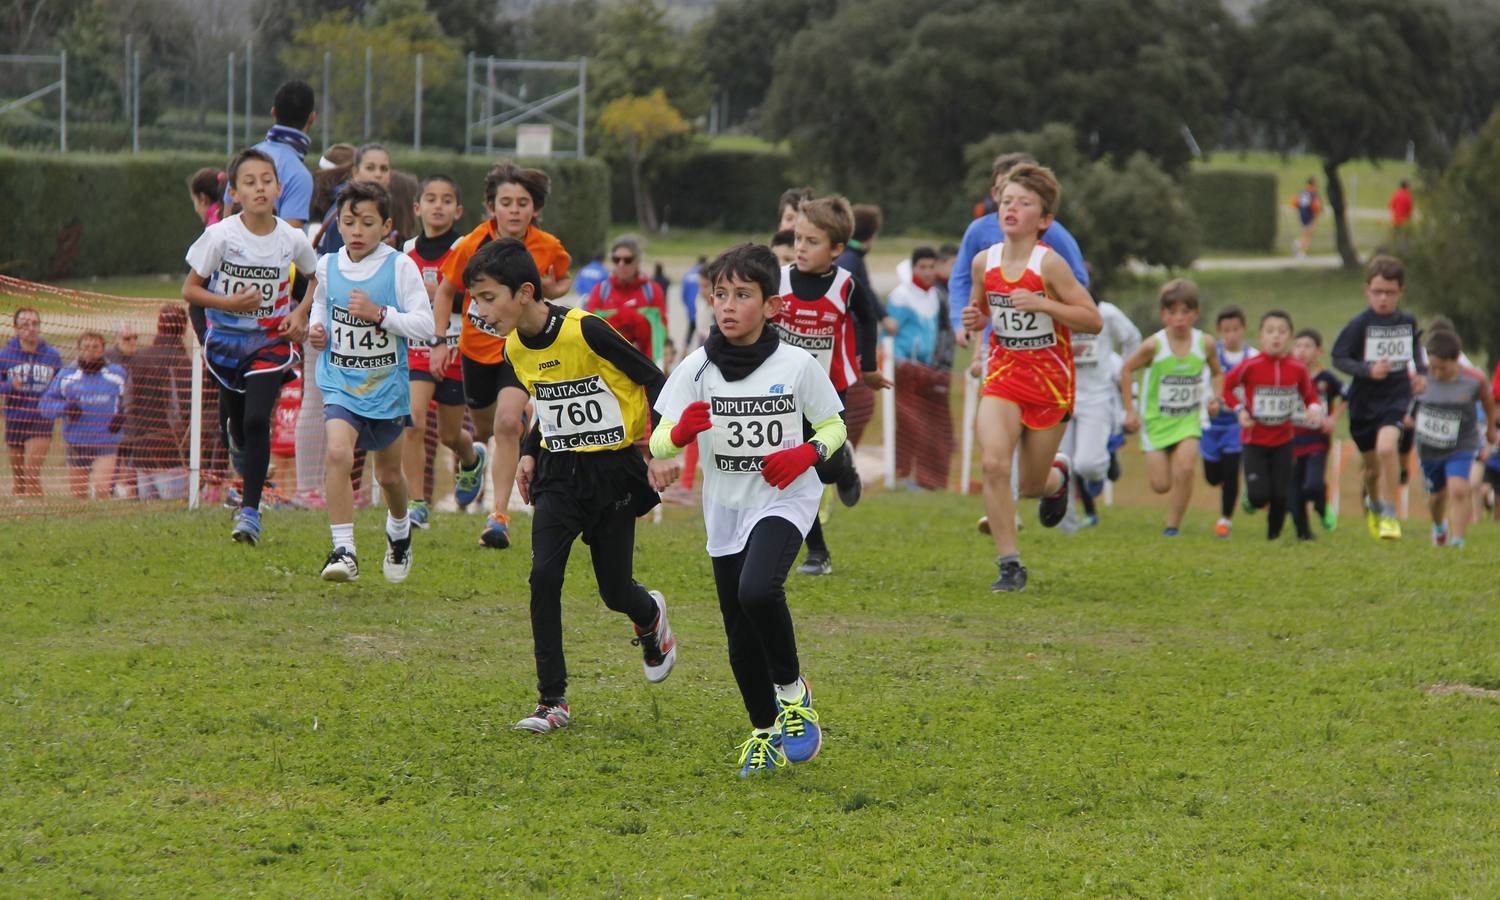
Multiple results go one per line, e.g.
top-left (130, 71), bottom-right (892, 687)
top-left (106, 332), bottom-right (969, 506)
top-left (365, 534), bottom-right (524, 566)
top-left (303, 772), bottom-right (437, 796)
top-left (535, 376), bottom-right (627, 450)
top-left (1415, 406), bottom-right (1462, 450)
top-left (988, 292), bottom-right (1056, 350)
top-left (711, 394), bottom-right (801, 473)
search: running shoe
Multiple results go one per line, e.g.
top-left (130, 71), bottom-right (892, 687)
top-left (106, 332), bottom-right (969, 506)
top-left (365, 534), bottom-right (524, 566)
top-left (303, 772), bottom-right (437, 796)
top-left (408, 499), bottom-right (430, 529)
top-left (231, 507), bottom-right (261, 545)
top-left (1431, 523), bottom-right (1448, 547)
top-left (1163, 527), bottom-right (1181, 538)
top-left (1378, 516), bottom-right (1402, 541)
top-left (977, 516), bottom-right (991, 535)
top-left (515, 700), bottom-right (570, 734)
top-left (1214, 517), bottom-right (1232, 539)
top-left (479, 513), bottom-right (511, 549)
top-left (818, 485), bottom-right (835, 526)
top-left (836, 468), bottom-right (862, 508)
top-left (776, 679), bottom-right (822, 763)
top-left (1322, 506), bottom-right (1338, 532)
top-left (383, 533), bottom-right (412, 583)
top-left (991, 559), bottom-right (1028, 592)
top-left (797, 550), bottom-right (832, 576)
top-left (453, 441), bottom-right (488, 508)
top-left (1241, 494), bottom-right (1256, 515)
top-left (1365, 497), bottom-right (1380, 537)
top-left (321, 547), bottom-right (359, 582)
top-left (631, 590), bottom-right (677, 683)
top-left (1038, 454), bottom-right (1071, 528)
top-left (737, 730), bottom-right (787, 777)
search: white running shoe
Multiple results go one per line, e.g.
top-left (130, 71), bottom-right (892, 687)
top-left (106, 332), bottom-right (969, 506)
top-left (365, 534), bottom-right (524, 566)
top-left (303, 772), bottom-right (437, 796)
top-left (383, 534), bottom-right (412, 583)
top-left (632, 590), bottom-right (677, 683)
top-left (515, 700), bottom-right (571, 734)
top-left (321, 547), bottom-right (359, 582)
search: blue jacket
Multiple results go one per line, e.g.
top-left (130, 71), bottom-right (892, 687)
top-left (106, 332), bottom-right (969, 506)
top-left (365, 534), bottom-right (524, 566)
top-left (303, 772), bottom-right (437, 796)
top-left (887, 281), bottom-right (941, 364)
top-left (948, 217), bottom-right (1090, 331)
top-left (0, 337), bottom-right (64, 425)
top-left (39, 363), bottom-right (128, 446)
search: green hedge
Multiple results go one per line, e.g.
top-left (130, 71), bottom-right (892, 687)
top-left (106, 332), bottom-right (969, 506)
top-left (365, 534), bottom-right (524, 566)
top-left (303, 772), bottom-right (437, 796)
top-left (0, 149), bottom-right (609, 281)
top-left (611, 146), bottom-right (795, 232)
top-left (0, 119), bottom-right (229, 154)
top-left (1185, 169), bottom-right (1278, 253)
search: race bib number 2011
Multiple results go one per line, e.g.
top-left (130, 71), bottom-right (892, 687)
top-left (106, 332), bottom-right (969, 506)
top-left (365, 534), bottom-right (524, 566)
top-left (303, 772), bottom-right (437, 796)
top-left (535, 376), bottom-right (628, 450)
top-left (711, 394), bottom-right (802, 473)
top-left (1157, 374), bottom-right (1202, 417)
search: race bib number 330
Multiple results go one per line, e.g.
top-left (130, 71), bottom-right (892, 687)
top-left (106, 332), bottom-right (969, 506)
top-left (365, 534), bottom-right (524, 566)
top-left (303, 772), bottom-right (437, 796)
top-left (711, 394), bottom-right (801, 473)
top-left (535, 376), bottom-right (627, 450)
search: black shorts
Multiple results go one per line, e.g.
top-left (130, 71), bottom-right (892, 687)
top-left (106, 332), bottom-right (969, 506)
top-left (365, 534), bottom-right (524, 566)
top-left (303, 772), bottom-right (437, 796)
top-left (410, 369), bottom-right (467, 406)
top-left (1485, 464), bottom-right (1500, 491)
top-left (1349, 406), bottom-right (1407, 454)
top-left (460, 354), bottom-right (524, 410)
top-left (66, 443), bottom-right (117, 467)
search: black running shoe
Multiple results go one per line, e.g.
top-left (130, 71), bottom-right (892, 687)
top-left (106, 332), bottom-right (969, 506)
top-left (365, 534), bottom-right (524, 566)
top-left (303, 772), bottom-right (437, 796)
top-left (991, 560), bottom-right (1028, 592)
top-left (1038, 454), bottom-right (1071, 528)
top-left (836, 469), bottom-right (862, 508)
top-left (797, 550), bottom-right (832, 576)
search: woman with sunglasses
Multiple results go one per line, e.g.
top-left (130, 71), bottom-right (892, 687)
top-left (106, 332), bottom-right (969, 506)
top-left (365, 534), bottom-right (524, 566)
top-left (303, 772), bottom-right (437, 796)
top-left (584, 236), bottom-right (673, 368)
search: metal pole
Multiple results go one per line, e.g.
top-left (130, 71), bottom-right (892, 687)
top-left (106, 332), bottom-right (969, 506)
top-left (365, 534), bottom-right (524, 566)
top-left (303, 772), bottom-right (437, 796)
top-left (464, 52), bottom-right (473, 154)
top-left (244, 41), bottom-right (253, 144)
top-left (577, 57), bottom-right (587, 158)
top-left (363, 46), bottom-right (372, 139)
top-left (484, 56), bottom-right (494, 154)
top-left (226, 51), bottom-right (235, 155)
top-left (131, 50), bottom-right (140, 153)
top-left (123, 35), bottom-right (132, 120)
top-left (322, 51), bottom-right (331, 151)
top-left (58, 50), bottom-right (66, 152)
top-left (413, 53), bottom-right (423, 152)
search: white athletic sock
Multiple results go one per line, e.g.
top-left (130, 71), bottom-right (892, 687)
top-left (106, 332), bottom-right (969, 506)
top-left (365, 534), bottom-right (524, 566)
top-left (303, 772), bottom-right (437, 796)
top-left (331, 523), bottom-right (355, 554)
top-left (387, 511), bottom-right (410, 541)
top-left (774, 678), bottom-right (806, 704)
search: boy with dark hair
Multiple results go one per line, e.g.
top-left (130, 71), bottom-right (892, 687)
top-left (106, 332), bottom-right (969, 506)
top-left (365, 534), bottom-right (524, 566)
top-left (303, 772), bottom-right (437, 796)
top-left (39, 331), bottom-right (127, 500)
top-left (770, 229), bottom-right (795, 266)
top-left (651, 242), bottom-right (843, 775)
top-left (1202, 305), bottom-right (1257, 538)
top-left (777, 187), bottom-right (814, 232)
top-left (1, 307), bottom-right (62, 496)
top-left (234, 80), bottom-right (316, 229)
top-left (464, 237), bottom-right (677, 734)
top-left (433, 160), bottom-right (573, 549)
top-left (1221, 310), bottom-right (1322, 541)
top-left (1406, 329), bottom-right (1497, 548)
top-left (774, 195), bottom-right (887, 576)
top-left (184, 147), bottom-right (317, 544)
top-left (308, 181), bottom-right (434, 581)
top-left (401, 174), bottom-right (483, 528)
top-left (1119, 280), bottom-right (1222, 537)
top-left (1331, 255), bottom-right (1427, 540)
top-left (1289, 328), bottom-right (1345, 535)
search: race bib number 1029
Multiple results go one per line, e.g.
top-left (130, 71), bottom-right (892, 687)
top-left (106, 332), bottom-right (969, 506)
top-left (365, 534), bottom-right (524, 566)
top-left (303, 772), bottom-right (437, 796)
top-left (219, 262), bottom-right (283, 319)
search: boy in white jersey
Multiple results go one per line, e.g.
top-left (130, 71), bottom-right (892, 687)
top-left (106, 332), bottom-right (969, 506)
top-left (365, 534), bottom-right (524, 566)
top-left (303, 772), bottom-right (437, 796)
top-left (308, 182), bottom-right (435, 582)
top-left (652, 243), bottom-right (844, 777)
top-left (1061, 295), bottom-right (1140, 527)
top-left (183, 148), bottom-right (318, 545)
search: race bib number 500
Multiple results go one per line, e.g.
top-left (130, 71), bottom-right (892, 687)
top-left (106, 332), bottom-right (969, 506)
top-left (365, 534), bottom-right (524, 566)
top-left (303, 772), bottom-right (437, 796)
top-left (711, 394), bottom-right (802, 473)
top-left (988, 292), bottom-right (1056, 350)
top-left (535, 376), bottom-right (627, 450)
top-left (1364, 325), bottom-right (1413, 365)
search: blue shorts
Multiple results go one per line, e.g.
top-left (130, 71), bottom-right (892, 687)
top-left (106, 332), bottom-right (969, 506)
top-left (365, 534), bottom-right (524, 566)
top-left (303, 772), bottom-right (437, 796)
top-left (1421, 452), bottom-right (1476, 494)
top-left (324, 404), bottom-right (412, 452)
top-left (1199, 423), bottom-right (1242, 462)
top-left (5, 415), bottom-right (54, 447)
top-left (204, 328), bottom-right (298, 393)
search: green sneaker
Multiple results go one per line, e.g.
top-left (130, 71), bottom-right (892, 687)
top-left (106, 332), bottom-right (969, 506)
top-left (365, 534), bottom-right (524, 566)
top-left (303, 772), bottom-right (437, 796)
top-left (1321, 506), bottom-right (1337, 532)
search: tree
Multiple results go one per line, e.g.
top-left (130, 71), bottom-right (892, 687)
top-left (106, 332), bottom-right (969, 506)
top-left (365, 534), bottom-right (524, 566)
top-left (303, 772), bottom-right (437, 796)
top-left (599, 89), bottom-right (690, 232)
top-left (1406, 111), bottom-right (1500, 361)
top-left (963, 124), bottom-right (1199, 289)
top-left (589, 0), bottom-right (709, 123)
top-left (1243, 0), bottom-right (1456, 268)
top-left (696, 0), bottom-right (834, 130)
top-left (278, 5), bottom-right (460, 142)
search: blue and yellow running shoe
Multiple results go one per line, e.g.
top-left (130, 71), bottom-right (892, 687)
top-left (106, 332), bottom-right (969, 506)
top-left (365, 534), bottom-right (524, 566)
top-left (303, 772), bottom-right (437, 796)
top-left (737, 730), bottom-right (787, 777)
top-left (454, 441), bottom-right (488, 508)
top-left (776, 679), bottom-right (822, 764)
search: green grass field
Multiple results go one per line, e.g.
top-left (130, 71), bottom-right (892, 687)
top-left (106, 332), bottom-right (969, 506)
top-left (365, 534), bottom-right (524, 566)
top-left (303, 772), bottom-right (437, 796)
top-left (5, 492), bottom-right (1500, 895)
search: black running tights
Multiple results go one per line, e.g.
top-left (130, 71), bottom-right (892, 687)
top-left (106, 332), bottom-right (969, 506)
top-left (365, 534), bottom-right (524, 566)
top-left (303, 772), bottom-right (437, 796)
top-left (713, 516), bottom-right (805, 729)
top-left (219, 375), bottom-right (281, 510)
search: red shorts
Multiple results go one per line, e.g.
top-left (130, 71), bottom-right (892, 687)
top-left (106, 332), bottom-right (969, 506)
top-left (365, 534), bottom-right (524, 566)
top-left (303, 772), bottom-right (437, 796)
top-left (982, 345), bottom-right (1074, 430)
top-left (409, 339), bottom-right (463, 381)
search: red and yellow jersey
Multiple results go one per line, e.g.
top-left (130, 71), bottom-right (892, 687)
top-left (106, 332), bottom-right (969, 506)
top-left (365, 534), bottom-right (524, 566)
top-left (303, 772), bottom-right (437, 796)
top-left (441, 221), bottom-right (572, 365)
top-left (772, 263), bottom-right (859, 393)
top-left (404, 232), bottom-right (463, 378)
top-left (978, 242), bottom-right (1075, 429)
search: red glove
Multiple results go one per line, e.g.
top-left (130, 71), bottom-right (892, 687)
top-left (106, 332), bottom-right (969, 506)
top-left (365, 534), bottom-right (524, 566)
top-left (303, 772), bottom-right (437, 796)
top-left (761, 442), bottom-right (819, 490)
top-left (670, 400), bottom-right (713, 447)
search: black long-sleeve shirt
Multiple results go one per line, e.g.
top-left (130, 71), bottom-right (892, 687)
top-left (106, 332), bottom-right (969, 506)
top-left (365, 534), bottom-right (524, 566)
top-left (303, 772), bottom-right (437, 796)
top-left (788, 266), bottom-right (879, 374)
top-left (1330, 307), bottom-right (1425, 413)
top-left (518, 303), bottom-right (665, 458)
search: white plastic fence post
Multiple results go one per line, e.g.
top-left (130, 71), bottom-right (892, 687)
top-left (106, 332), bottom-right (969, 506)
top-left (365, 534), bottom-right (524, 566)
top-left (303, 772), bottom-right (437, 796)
top-left (881, 336), bottom-right (896, 490)
top-left (188, 334), bottom-right (204, 510)
top-left (959, 370), bottom-right (979, 496)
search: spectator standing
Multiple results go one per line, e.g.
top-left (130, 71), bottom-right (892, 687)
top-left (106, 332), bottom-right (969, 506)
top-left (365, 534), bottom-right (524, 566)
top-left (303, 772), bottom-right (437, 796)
top-left (124, 305), bottom-right (193, 500)
top-left (1, 308), bottom-right (62, 496)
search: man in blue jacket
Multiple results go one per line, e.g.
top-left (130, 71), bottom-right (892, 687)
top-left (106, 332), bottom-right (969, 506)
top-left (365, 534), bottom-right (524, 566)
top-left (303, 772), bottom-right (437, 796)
top-left (1, 307), bottom-right (63, 496)
top-left (949, 152), bottom-right (1090, 341)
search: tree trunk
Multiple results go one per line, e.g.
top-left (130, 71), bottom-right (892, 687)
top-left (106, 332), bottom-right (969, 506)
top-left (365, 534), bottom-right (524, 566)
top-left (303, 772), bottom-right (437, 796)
top-left (1323, 158), bottom-right (1360, 269)
top-left (629, 146), bottom-right (659, 233)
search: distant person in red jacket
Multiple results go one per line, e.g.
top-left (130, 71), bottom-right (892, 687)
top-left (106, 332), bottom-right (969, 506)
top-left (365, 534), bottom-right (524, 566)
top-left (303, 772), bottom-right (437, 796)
top-left (584, 235), bottom-right (672, 364)
top-left (1389, 179), bottom-right (1414, 254)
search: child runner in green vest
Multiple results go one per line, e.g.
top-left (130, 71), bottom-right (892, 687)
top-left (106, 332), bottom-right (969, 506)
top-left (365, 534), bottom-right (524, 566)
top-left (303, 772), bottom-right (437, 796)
top-left (1119, 279), bottom-right (1223, 536)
